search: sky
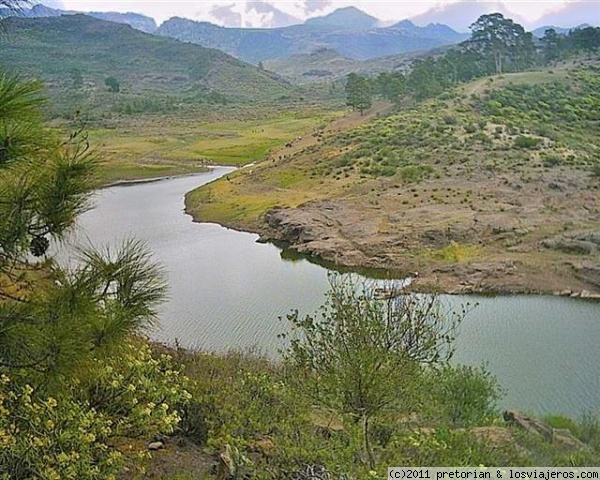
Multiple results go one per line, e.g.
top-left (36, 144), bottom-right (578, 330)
top-left (40, 0), bottom-right (577, 28)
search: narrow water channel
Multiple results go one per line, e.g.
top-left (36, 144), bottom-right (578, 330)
top-left (66, 168), bottom-right (600, 417)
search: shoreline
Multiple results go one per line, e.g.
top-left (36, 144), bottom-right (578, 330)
top-left (98, 165), bottom-right (238, 190)
top-left (99, 170), bottom-right (211, 190)
top-left (111, 165), bottom-right (599, 300)
top-left (185, 209), bottom-right (600, 299)
top-left (183, 212), bottom-right (600, 298)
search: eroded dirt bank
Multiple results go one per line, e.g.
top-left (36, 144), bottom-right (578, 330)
top-left (254, 195), bottom-right (600, 296)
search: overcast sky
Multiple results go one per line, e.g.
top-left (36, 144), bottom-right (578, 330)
top-left (40, 0), bottom-right (574, 27)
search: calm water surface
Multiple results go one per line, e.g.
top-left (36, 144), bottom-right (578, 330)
top-left (67, 168), bottom-right (600, 417)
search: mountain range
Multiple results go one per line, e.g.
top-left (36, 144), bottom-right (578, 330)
top-left (155, 7), bottom-right (467, 64)
top-left (408, 1), bottom-right (600, 32)
top-left (262, 46), bottom-right (451, 84)
top-left (0, 14), bottom-right (292, 114)
top-left (0, 3), bottom-right (158, 32)
top-left (1, 2), bottom-right (598, 72)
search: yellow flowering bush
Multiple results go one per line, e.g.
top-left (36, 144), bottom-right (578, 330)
top-left (0, 374), bottom-right (122, 480)
top-left (80, 341), bottom-right (192, 439)
top-left (0, 341), bottom-right (192, 479)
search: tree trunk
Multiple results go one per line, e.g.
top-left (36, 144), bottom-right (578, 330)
top-left (363, 413), bottom-right (375, 470)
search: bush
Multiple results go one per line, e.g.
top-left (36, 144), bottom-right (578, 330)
top-left (383, 427), bottom-right (524, 466)
top-left (514, 135), bottom-right (541, 149)
top-left (542, 154), bottom-right (563, 167)
top-left (0, 374), bottom-right (122, 480)
top-left (443, 115), bottom-right (457, 125)
top-left (399, 165), bottom-right (434, 183)
top-left (81, 341), bottom-right (191, 439)
top-left (0, 340), bottom-right (192, 480)
top-left (425, 365), bottom-right (502, 427)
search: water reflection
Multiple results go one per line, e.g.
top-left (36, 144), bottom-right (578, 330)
top-left (68, 168), bottom-right (599, 417)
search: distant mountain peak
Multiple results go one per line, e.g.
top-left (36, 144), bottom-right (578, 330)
top-left (393, 19), bottom-right (417, 29)
top-left (533, 1), bottom-right (600, 30)
top-left (409, 1), bottom-right (527, 32)
top-left (305, 6), bottom-right (379, 29)
top-left (0, 3), bottom-right (157, 32)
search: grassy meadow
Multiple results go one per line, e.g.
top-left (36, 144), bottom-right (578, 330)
top-left (84, 107), bottom-right (341, 184)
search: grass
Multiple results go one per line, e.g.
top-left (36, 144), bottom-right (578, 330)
top-left (86, 108), bottom-right (340, 184)
top-left (429, 242), bottom-right (483, 263)
top-left (123, 345), bottom-right (600, 479)
top-left (96, 160), bottom-right (208, 185)
top-left (182, 60), bottom-right (600, 295)
top-left (181, 114), bottom-right (330, 165)
top-left (186, 172), bottom-right (316, 224)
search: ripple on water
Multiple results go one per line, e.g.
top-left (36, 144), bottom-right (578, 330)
top-left (66, 168), bottom-right (600, 417)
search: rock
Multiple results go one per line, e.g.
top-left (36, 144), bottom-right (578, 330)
top-left (541, 238), bottom-right (597, 255)
top-left (470, 426), bottom-right (515, 447)
top-left (148, 441), bottom-right (164, 451)
top-left (575, 231), bottom-right (600, 246)
top-left (552, 428), bottom-right (591, 452)
top-left (559, 289), bottom-right (572, 296)
top-left (470, 426), bottom-right (530, 457)
top-left (216, 444), bottom-right (249, 480)
top-left (549, 181), bottom-right (564, 191)
top-left (289, 464), bottom-right (333, 480)
top-left (503, 410), bottom-right (553, 442)
top-left (575, 263), bottom-right (600, 289)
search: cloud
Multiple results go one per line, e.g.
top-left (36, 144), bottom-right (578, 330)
top-left (245, 0), bottom-right (301, 27)
top-left (40, 0), bottom-right (66, 8)
top-left (209, 3), bottom-right (242, 27)
top-left (302, 0), bottom-right (332, 15)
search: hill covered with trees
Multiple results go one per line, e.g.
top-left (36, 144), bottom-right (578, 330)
top-left (186, 15), bottom-right (600, 296)
top-left (155, 11), bottom-right (466, 65)
top-left (0, 14), bottom-right (294, 118)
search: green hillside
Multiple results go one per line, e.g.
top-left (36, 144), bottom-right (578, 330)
top-left (0, 15), bottom-right (293, 117)
top-left (187, 61), bottom-right (600, 295)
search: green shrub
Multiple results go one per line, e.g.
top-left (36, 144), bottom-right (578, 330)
top-left (0, 340), bottom-right (191, 480)
top-left (425, 365), bottom-right (502, 427)
top-left (514, 135), bottom-right (541, 149)
top-left (443, 115), bottom-right (457, 125)
top-left (542, 154), bottom-right (563, 167)
top-left (81, 341), bottom-right (191, 439)
top-left (383, 427), bottom-right (524, 466)
top-left (399, 165), bottom-right (434, 183)
top-left (472, 132), bottom-right (492, 144)
top-left (0, 374), bottom-right (122, 480)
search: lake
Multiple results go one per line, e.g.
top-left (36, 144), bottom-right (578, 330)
top-left (65, 168), bottom-right (600, 418)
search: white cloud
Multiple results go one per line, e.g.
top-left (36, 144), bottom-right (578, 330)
top-left (40, 0), bottom-right (66, 7)
top-left (209, 3), bottom-right (242, 26)
top-left (58, 0), bottom-right (574, 26)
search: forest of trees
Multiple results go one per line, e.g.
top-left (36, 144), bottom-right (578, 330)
top-left (346, 13), bottom-right (600, 108)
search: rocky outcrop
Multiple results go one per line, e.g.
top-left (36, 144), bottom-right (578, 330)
top-left (432, 261), bottom-right (524, 293)
top-left (258, 202), bottom-right (600, 295)
top-left (542, 231), bottom-right (600, 255)
top-left (503, 410), bottom-right (591, 453)
top-left (576, 263), bottom-right (600, 289)
top-left (262, 205), bottom-right (371, 267)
